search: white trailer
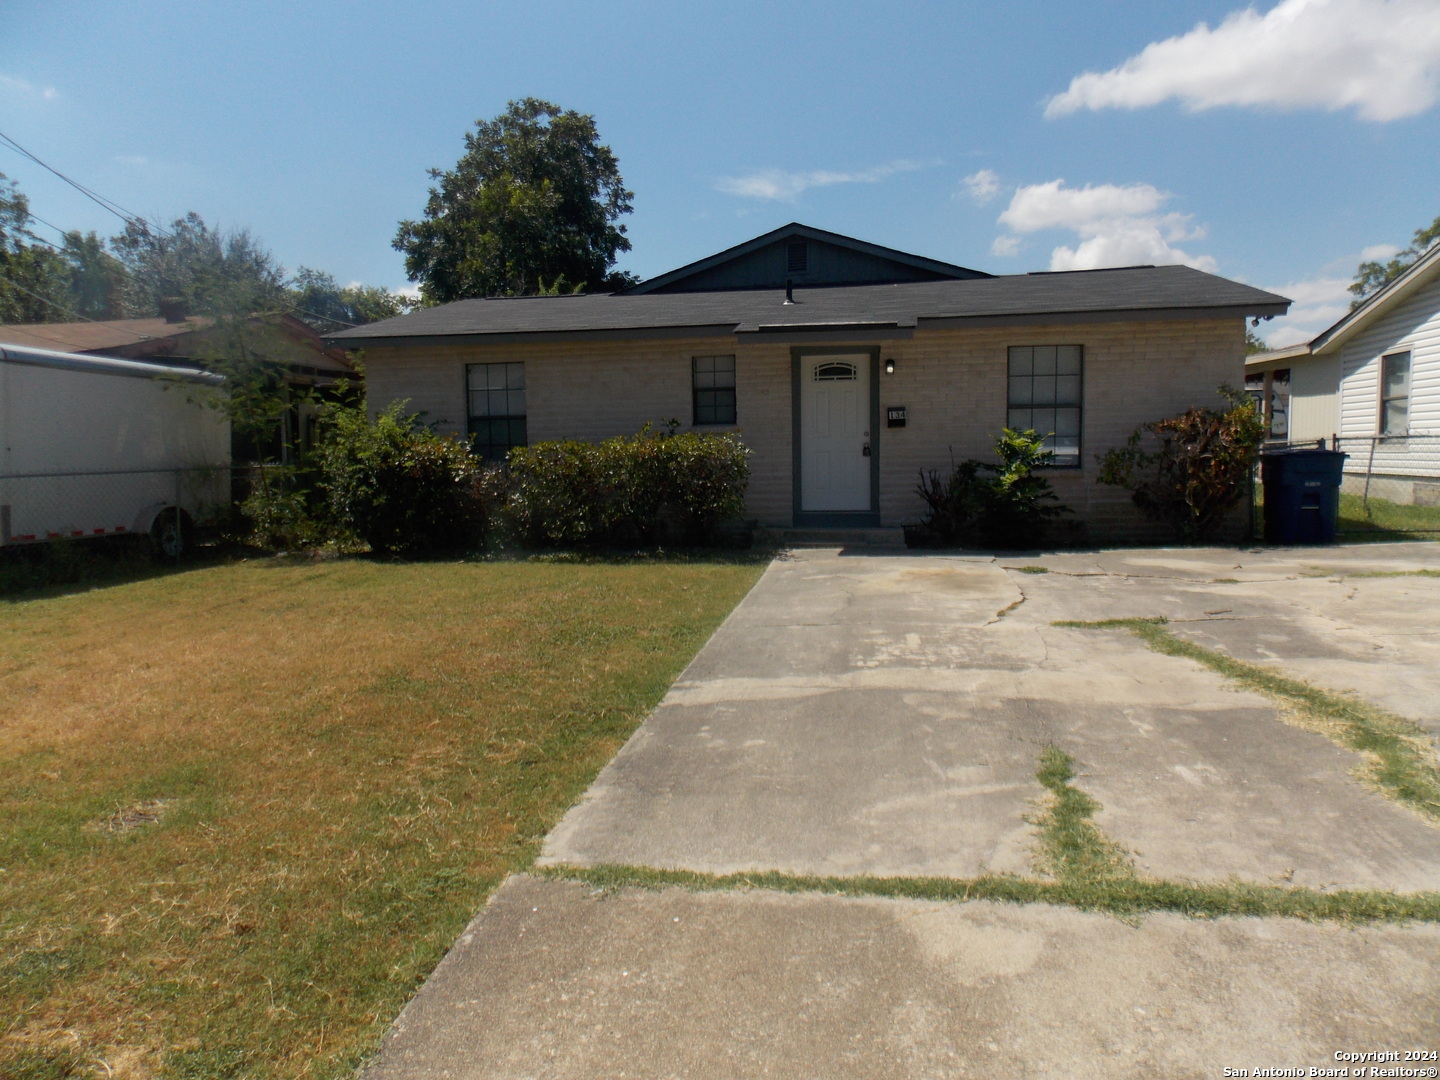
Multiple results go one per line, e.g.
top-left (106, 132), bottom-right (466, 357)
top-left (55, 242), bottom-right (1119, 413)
top-left (0, 344), bottom-right (230, 556)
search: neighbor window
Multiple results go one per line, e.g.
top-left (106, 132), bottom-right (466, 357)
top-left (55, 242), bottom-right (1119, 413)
top-left (1380, 351), bottom-right (1410, 435)
top-left (466, 361), bottom-right (527, 461)
top-left (692, 355), bottom-right (737, 425)
top-left (1007, 345), bottom-right (1082, 467)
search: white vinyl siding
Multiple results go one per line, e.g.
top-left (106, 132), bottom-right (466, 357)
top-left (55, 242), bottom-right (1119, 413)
top-left (1337, 271), bottom-right (1440, 479)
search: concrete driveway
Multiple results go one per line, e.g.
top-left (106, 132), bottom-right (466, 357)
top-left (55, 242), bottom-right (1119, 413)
top-left (366, 542), bottom-right (1440, 1079)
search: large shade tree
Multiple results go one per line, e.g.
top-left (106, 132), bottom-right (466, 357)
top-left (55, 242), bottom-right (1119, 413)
top-left (394, 98), bottom-right (635, 301)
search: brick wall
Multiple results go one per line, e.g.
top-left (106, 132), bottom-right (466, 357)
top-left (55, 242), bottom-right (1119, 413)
top-left (362, 315), bottom-right (1247, 541)
top-left (874, 318), bottom-right (1248, 543)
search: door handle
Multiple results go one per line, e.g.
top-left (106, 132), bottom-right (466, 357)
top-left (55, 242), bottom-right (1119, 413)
top-left (862, 442), bottom-right (871, 457)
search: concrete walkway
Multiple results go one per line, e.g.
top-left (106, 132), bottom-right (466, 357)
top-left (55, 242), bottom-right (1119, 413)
top-left (367, 543), bottom-right (1440, 1079)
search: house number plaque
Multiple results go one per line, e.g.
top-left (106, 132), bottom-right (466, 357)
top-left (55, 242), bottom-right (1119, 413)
top-left (886, 406), bottom-right (907, 428)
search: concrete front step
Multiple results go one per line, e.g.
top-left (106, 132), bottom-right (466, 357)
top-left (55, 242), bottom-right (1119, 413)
top-left (756, 526), bottom-right (907, 548)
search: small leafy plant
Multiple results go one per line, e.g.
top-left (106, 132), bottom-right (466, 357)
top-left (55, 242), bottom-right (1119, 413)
top-left (915, 428), bottom-right (1070, 548)
top-left (1097, 386), bottom-right (1265, 541)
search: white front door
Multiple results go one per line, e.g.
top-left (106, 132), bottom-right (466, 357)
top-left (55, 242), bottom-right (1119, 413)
top-left (800, 354), bottom-right (871, 512)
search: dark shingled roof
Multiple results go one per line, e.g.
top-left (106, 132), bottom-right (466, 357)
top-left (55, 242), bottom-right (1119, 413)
top-left (329, 265), bottom-right (1290, 346)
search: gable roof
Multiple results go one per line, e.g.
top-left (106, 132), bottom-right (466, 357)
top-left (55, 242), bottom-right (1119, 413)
top-left (623, 222), bottom-right (990, 294)
top-left (1249, 241), bottom-right (1440, 367)
top-left (330, 264), bottom-right (1289, 348)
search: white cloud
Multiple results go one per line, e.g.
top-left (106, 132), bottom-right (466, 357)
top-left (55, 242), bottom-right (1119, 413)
top-left (1254, 274), bottom-right (1352, 347)
top-left (1360, 242), bottom-right (1402, 261)
top-left (715, 159), bottom-right (927, 201)
top-left (993, 179), bottom-right (1217, 272)
top-left (1045, 0), bottom-right (1440, 123)
top-left (960, 168), bottom-right (1000, 204)
top-left (115, 154), bottom-right (150, 167)
top-left (0, 74), bottom-right (58, 100)
top-left (990, 235), bottom-right (1022, 257)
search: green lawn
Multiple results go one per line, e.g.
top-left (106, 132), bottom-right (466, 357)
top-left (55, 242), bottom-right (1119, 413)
top-left (0, 555), bottom-right (765, 1080)
top-left (1338, 492), bottom-right (1440, 538)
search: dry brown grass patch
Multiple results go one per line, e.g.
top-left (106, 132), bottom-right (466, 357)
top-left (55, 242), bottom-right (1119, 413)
top-left (0, 554), bottom-right (764, 1079)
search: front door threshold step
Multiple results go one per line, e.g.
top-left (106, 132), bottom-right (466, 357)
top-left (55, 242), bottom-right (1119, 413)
top-left (757, 526), bottom-right (907, 548)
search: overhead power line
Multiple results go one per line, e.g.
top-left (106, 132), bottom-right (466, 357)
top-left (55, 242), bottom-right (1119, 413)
top-left (0, 128), bottom-right (165, 236)
top-left (1, 131), bottom-right (373, 331)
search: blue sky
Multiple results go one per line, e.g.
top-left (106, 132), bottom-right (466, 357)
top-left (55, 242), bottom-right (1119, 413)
top-left (2, 0), bottom-right (1438, 345)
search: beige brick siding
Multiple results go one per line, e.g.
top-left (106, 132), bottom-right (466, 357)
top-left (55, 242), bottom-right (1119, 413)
top-left (875, 318), bottom-right (1248, 542)
top-left (361, 316), bottom-right (1246, 542)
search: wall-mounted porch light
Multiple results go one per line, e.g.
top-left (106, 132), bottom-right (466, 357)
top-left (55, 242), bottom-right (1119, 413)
top-left (884, 357), bottom-right (896, 374)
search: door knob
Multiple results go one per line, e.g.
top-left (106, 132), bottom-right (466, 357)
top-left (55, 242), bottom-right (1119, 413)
top-left (862, 443), bottom-right (871, 457)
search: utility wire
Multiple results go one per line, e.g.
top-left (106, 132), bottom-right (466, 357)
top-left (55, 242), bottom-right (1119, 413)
top-left (1, 132), bottom-right (366, 331)
top-left (0, 128), bottom-right (163, 235)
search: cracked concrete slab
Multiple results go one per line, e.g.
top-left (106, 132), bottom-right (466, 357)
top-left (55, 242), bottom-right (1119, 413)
top-left (369, 543), bottom-right (1440, 1077)
top-left (366, 875), bottom-right (1440, 1080)
top-left (543, 546), bottom-right (1440, 890)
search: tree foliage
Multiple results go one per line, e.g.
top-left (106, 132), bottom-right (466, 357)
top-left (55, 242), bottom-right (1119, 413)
top-left (1350, 213), bottom-right (1440, 307)
top-left (111, 212), bottom-right (288, 318)
top-left (394, 98), bottom-right (635, 301)
top-left (1097, 387), bottom-right (1265, 541)
top-left (290, 267), bottom-right (417, 331)
top-left (0, 172), bottom-right (70, 323)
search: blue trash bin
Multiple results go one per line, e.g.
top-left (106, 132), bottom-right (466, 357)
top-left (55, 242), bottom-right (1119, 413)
top-left (1261, 448), bottom-right (1348, 543)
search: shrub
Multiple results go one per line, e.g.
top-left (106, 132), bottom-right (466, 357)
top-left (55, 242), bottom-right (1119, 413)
top-left (237, 464), bottom-right (330, 550)
top-left (916, 429), bottom-right (1070, 548)
top-left (1097, 386), bottom-right (1265, 541)
top-left (504, 424), bottom-right (749, 548)
top-left (315, 401), bottom-right (490, 555)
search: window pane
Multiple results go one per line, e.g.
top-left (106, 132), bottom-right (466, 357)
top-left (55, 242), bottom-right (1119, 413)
top-left (1383, 399), bottom-right (1408, 434)
top-left (1054, 408), bottom-right (1081, 438)
top-left (1008, 409), bottom-right (1033, 431)
top-left (508, 389), bottom-right (526, 416)
top-left (1383, 352), bottom-right (1410, 397)
top-left (1008, 376), bottom-right (1033, 406)
top-left (1055, 375), bottom-right (1081, 405)
top-left (714, 355), bottom-right (736, 387)
top-left (469, 390), bottom-right (488, 417)
top-left (1032, 409), bottom-right (1057, 435)
top-left (1032, 346), bottom-right (1057, 375)
top-left (1008, 346), bottom-right (1033, 376)
top-left (1056, 345), bottom-right (1082, 375)
top-left (1032, 378), bottom-right (1057, 405)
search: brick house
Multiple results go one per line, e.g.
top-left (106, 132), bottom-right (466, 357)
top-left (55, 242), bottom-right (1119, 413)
top-left (329, 224), bottom-right (1289, 542)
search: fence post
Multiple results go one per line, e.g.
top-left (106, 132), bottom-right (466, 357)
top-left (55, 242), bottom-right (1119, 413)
top-left (1362, 436), bottom-right (1378, 519)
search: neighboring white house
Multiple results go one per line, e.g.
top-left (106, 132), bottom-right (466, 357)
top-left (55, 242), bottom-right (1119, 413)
top-left (1246, 240), bottom-right (1440, 505)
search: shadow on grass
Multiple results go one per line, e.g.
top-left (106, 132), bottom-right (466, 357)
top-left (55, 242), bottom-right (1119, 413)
top-left (0, 538), bottom-right (242, 603)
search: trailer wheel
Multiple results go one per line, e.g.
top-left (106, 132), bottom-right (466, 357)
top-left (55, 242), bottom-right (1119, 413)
top-left (149, 508), bottom-right (194, 559)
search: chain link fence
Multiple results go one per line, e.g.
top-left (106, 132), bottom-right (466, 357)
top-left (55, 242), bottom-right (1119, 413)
top-left (0, 466), bottom-right (230, 546)
top-left (1332, 433), bottom-right (1440, 537)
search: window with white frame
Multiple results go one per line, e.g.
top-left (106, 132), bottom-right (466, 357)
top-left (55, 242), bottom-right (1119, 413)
top-left (1007, 345), bottom-right (1082, 466)
top-left (467, 361), bottom-right (527, 461)
top-left (1380, 351), bottom-right (1410, 435)
top-left (692, 355), bottom-right (737, 425)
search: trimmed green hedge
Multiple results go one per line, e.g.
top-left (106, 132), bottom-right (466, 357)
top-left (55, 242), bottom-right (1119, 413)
top-left (506, 425), bottom-right (750, 548)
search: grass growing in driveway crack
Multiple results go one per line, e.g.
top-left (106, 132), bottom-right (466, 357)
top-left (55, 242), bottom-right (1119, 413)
top-left (534, 863), bottom-right (1440, 924)
top-left (1053, 617), bottom-right (1440, 825)
top-left (1029, 746), bottom-right (1135, 885)
top-left (536, 746), bottom-right (1440, 925)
